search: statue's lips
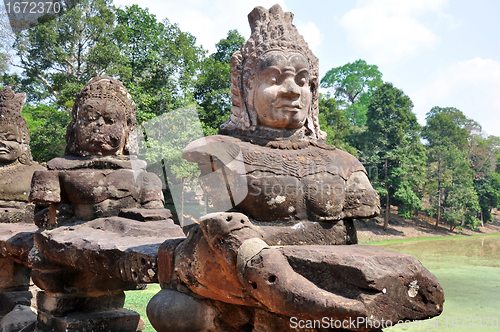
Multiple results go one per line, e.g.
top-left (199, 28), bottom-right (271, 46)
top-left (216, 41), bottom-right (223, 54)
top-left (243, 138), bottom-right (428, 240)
top-left (276, 106), bottom-right (301, 112)
top-left (88, 137), bottom-right (117, 150)
top-left (274, 102), bottom-right (303, 112)
top-left (0, 148), bottom-right (10, 153)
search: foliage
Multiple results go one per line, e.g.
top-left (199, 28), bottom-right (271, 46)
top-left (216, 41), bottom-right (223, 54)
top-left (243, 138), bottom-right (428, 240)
top-left (11, 0), bottom-right (124, 108)
top-left (194, 29), bottom-right (244, 133)
top-left (21, 104), bottom-right (70, 162)
top-left (317, 94), bottom-right (356, 154)
top-left (364, 82), bottom-right (426, 228)
top-left (138, 105), bottom-right (205, 225)
top-left (423, 107), bottom-right (481, 230)
top-left (0, 53), bottom-right (7, 75)
top-left (320, 59), bottom-right (383, 126)
top-left (116, 5), bottom-right (205, 122)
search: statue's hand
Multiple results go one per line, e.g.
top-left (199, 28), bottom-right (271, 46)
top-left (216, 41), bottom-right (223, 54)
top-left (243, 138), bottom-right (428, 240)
top-left (198, 212), bottom-right (264, 269)
top-left (198, 213), bottom-right (367, 322)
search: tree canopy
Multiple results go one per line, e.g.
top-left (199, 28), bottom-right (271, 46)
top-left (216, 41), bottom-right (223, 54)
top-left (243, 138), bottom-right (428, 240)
top-left (0, 0), bottom-right (498, 231)
top-left (320, 59), bottom-right (383, 126)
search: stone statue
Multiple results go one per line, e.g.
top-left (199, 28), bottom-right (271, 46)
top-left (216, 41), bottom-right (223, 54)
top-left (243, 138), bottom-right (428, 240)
top-left (0, 87), bottom-right (43, 327)
top-left (27, 77), bottom-right (184, 332)
top-left (0, 87), bottom-right (45, 223)
top-left (148, 5), bottom-right (444, 332)
top-left (30, 76), bottom-right (164, 228)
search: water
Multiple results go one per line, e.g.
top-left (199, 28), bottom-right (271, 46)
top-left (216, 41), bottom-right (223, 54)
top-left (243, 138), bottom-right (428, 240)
top-left (371, 235), bottom-right (500, 331)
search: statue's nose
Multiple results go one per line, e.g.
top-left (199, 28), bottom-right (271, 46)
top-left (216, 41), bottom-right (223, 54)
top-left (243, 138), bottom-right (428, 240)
top-left (96, 117), bottom-right (105, 126)
top-left (279, 77), bottom-right (300, 98)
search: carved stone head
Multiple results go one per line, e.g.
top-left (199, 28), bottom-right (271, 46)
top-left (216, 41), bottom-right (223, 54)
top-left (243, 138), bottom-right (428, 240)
top-left (0, 87), bottom-right (33, 165)
top-left (221, 4), bottom-right (325, 140)
top-left (66, 76), bottom-right (137, 157)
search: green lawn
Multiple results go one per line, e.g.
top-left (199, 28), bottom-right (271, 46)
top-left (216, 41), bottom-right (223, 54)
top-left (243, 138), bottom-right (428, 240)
top-left (370, 234), bottom-right (500, 331)
top-left (125, 284), bottom-right (161, 332)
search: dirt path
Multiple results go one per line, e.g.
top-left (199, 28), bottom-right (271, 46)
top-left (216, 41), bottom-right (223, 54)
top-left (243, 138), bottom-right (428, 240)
top-left (355, 207), bottom-right (500, 243)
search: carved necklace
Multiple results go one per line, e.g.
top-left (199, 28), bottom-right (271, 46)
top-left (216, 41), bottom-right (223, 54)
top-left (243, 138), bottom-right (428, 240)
top-left (0, 159), bottom-right (22, 177)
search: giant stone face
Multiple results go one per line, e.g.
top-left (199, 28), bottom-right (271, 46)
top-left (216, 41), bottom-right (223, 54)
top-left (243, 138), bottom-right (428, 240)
top-left (74, 98), bottom-right (127, 155)
top-left (253, 51), bottom-right (311, 130)
top-left (0, 123), bottom-right (23, 164)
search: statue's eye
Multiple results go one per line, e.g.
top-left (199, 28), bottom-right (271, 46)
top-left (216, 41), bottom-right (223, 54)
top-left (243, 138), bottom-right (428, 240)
top-left (297, 77), bottom-right (307, 87)
top-left (269, 77), bottom-right (277, 85)
top-left (6, 134), bottom-right (19, 142)
top-left (104, 114), bottom-right (115, 124)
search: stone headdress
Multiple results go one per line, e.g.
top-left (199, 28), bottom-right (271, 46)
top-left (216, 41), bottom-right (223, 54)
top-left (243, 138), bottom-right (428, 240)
top-left (0, 86), bottom-right (33, 165)
top-left (220, 4), bottom-right (325, 141)
top-left (66, 76), bottom-right (138, 156)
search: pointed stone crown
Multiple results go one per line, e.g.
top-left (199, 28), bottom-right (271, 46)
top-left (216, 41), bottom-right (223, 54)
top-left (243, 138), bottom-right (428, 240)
top-left (0, 87), bottom-right (29, 135)
top-left (76, 76), bottom-right (136, 119)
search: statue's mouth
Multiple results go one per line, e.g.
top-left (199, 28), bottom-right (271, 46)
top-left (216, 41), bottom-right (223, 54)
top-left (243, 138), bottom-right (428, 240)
top-left (273, 100), bottom-right (303, 111)
top-left (0, 148), bottom-right (11, 153)
top-left (88, 135), bottom-right (120, 151)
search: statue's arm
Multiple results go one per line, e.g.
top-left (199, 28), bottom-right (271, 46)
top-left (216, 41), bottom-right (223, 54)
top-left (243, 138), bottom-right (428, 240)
top-left (29, 170), bottom-right (65, 227)
top-left (139, 172), bottom-right (165, 209)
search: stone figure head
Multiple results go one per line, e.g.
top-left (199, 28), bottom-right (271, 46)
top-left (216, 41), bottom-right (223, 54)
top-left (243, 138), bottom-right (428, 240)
top-left (221, 4), bottom-right (325, 140)
top-left (66, 76), bottom-right (137, 157)
top-left (0, 87), bottom-right (33, 165)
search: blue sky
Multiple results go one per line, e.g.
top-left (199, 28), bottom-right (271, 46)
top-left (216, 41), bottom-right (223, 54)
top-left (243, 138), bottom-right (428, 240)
top-left (112, 0), bottom-right (500, 137)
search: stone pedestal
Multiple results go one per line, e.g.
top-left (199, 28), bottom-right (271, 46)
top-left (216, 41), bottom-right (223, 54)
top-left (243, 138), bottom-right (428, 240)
top-left (0, 224), bottom-right (37, 319)
top-left (29, 216), bottom-right (185, 331)
top-left (0, 289), bottom-right (32, 316)
top-left (36, 309), bottom-right (142, 332)
top-left (31, 267), bottom-right (144, 331)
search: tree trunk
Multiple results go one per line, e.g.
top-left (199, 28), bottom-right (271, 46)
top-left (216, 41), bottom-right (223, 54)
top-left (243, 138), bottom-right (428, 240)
top-left (384, 158), bottom-right (390, 231)
top-left (435, 154), bottom-right (442, 231)
top-left (180, 178), bottom-right (185, 227)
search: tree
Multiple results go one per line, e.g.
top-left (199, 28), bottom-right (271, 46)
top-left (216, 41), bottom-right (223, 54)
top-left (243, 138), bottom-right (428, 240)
top-left (317, 94), bottom-right (355, 154)
top-left (10, 0), bottom-right (125, 108)
top-left (0, 53), bottom-right (7, 76)
top-left (321, 59), bottom-right (383, 126)
top-left (116, 5), bottom-right (205, 124)
top-left (21, 104), bottom-right (70, 162)
top-left (194, 29), bottom-right (244, 132)
top-left (0, 9), bottom-right (13, 75)
top-left (138, 105), bottom-right (205, 226)
top-left (364, 83), bottom-right (426, 230)
top-left (422, 107), bottom-right (481, 230)
top-left (468, 134), bottom-right (500, 224)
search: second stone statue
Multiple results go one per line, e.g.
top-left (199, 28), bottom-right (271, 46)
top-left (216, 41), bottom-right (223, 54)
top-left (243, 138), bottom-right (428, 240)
top-left (27, 77), bottom-right (184, 332)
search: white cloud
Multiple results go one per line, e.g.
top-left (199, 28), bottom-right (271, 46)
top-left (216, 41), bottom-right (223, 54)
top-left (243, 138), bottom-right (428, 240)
top-left (295, 21), bottom-right (323, 53)
top-left (339, 0), bottom-right (450, 65)
top-left (410, 58), bottom-right (500, 136)
top-left (114, 0), bottom-right (287, 53)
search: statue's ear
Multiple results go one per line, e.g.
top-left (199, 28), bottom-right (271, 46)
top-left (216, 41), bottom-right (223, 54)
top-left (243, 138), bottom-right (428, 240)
top-left (246, 73), bottom-right (255, 90)
top-left (14, 92), bottom-right (27, 112)
top-left (310, 76), bottom-right (318, 93)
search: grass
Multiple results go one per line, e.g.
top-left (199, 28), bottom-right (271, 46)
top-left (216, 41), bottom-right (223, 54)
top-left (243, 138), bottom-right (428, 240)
top-left (371, 234), bottom-right (500, 331)
top-left (124, 284), bottom-right (161, 332)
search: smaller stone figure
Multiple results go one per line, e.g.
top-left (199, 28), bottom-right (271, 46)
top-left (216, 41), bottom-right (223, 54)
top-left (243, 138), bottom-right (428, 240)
top-left (0, 87), bottom-right (45, 223)
top-left (27, 77), bottom-right (184, 332)
top-left (0, 87), bottom-right (43, 327)
top-left (30, 76), bottom-right (164, 228)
